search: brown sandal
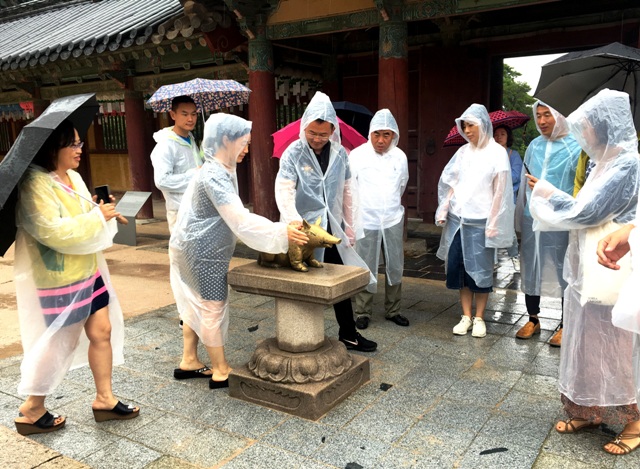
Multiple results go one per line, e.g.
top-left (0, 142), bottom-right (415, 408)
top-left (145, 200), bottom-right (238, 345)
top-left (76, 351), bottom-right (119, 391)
top-left (604, 432), bottom-right (640, 455)
top-left (555, 418), bottom-right (600, 434)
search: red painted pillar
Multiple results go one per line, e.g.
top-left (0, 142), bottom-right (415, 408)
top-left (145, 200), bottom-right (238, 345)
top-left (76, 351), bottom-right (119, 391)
top-left (248, 18), bottom-right (279, 221)
top-left (378, 21), bottom-right (408, 153)
top-left (31, 85), bottom-right (49, 118)
top-left (378, 19), bottom-right (409, 236)
top-left (124, 83), bottom-right (153, 218)
top-left (32, 99), bottom-right (49, 118)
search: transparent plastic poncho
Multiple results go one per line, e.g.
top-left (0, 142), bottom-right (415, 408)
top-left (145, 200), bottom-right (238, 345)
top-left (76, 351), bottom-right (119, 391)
top-left (614, 225), bottom-right (640, 334)
top-left (169, 113), bottom-right (290, 347)
top-left (350, 109), bottom-right (408, 292)
top-left (516, 101), bottom-right (582, 297)
top-left (14, 166), bottom-right (123, 395)
top-left (275, 91), bottom-right (375, 285)
top-left (435, 103), bottom-right (515, 288)
top-left (150, 127), bottom-right (202, 213)
top-left (529, 89), bottom-right (640, 407)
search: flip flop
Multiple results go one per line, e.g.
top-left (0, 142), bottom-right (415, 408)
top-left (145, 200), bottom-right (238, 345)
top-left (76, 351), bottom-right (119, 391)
top-left (209, 378), bottom-right (229, 389)
top-left (92, 401), bottom-right (139, 422)
top-left (15, 411), bottom-right (66, 436)
top-left (173, 366), bottom-right (212, 380)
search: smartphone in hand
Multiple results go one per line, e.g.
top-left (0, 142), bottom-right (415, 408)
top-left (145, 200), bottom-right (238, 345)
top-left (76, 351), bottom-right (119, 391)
top-left (94, 185), bottom-right (110, 204)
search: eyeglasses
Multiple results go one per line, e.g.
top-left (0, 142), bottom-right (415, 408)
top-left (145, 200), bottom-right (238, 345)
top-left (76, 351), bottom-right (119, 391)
top-left (305, 130), bottom-right (330, 142)
top-left (69, 141), bottom-right (84, 150)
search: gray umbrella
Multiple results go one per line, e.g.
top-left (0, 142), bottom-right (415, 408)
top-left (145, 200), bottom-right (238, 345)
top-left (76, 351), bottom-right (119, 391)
top-left (0, 93), bottom-right (99, 256)
top-left (534, 42), bottom-right (640, 128)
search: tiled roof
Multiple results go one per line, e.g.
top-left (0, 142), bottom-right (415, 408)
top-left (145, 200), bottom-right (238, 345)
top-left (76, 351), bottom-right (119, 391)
top-left (0, 0), bottom-right (184, 70)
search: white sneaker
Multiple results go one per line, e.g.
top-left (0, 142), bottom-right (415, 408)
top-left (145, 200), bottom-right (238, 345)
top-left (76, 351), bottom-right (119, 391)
top-left (472, 317), bottom-right (487, 338)
top-left (453, 315), bottom-right (473, 335)
top-left (511, 257), bottom-right (520, 273)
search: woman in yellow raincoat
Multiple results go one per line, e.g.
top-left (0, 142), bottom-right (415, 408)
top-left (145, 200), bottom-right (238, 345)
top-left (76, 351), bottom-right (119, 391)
top-left (13, 119), bottom-right (138, 436)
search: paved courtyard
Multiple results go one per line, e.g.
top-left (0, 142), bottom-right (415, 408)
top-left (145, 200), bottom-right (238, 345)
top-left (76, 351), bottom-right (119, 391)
top-left (0, 228), bottom-right (638, 468)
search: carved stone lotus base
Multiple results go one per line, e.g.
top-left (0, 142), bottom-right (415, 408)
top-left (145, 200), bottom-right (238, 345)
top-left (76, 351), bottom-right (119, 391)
top-left (227, 261), bottom-right (371, 420)
top-left (229, 353), bottom-right (370, 421)
top-left (248, 337), bottom-right (352, 384)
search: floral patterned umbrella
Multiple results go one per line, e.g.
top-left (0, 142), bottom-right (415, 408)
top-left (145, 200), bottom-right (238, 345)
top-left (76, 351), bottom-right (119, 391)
top-left (147, 78), bottom-right (251, 113)
top-left (443, 109), bottom-right (530, 147)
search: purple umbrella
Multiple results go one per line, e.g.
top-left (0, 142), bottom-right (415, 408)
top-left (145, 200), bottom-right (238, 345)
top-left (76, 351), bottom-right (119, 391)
top-left (147, 78), bottom-right (251, 113)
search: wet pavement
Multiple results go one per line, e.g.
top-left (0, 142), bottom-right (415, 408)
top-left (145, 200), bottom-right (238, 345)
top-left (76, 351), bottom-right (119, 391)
top-left (0, 219), bottom-right (638, 468)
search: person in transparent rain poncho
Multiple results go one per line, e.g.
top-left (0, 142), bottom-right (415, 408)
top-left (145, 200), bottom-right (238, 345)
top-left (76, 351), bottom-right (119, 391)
top-left (493, 125), bottom-right (522, 271)
top-left (515, 102), bottom-right (581, 346)
top-left (598, 206), bottom-right (640, 456)
top-left (349, 109), bottom-right (409, 330)
top-left (150, 95), bottom-right (202, 232)
top-left (528, 89), bottom-right (640, 454)
top-left (275, 91), bottom-right (378, 352)
top-left (169, 113), bottom-right (308, 388)
top-left (435, 104), bottom-right (515, 338)
top-left (13, 120), bottom-right (139, 436)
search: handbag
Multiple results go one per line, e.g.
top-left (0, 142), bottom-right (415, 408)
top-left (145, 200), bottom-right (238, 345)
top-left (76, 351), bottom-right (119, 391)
top-left (580, 221), bottom-right (632, 306)
top-left (612, 227), bottom-right (640, 333)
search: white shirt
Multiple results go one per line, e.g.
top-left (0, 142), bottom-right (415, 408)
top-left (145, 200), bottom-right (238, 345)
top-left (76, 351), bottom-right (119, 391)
top-left (350, 141), bottom-right (408, 230)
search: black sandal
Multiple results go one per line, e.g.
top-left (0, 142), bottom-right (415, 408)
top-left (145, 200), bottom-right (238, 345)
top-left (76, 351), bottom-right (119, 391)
top-left (173, 366), bottom-right (212, 380)
top-left (92, 401), bottom-right (140, 422)
top-left (15, 411), bottom-right (66, 436)
top-left (209, 378), bottom-right (229, 389)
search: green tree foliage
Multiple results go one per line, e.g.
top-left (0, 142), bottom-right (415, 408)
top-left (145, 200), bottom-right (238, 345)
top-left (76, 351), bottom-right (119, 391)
top-left (502, 64), bottom-right (537, 156)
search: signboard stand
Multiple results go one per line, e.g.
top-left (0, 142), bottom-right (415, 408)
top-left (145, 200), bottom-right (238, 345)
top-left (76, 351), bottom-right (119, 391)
top-left (113, 191), bottom-right (152, 246)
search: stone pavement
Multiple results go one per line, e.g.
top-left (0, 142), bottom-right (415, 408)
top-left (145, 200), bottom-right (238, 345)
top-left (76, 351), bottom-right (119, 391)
top-left (0, 216), bottom-right (639, 468)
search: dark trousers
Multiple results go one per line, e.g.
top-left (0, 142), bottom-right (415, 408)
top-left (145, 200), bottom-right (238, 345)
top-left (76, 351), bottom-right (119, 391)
top-left (323, 245), bottom-right (357, 340)
top-left (525, 294), bottom-right (564, 327)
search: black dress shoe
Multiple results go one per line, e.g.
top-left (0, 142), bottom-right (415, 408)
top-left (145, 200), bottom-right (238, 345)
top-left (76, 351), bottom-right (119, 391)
top-left (355, 316), bottom-right (370, 330)
top-left (386, 314), bottom-right (410, 327)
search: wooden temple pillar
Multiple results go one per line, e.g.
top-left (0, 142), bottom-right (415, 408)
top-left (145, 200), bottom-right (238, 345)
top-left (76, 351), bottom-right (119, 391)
top-left (378, 18), bottom-right (408, 153)
top-left (32, 101), bottom-right (49, 118)
top-left (30, 83), bottom-right (50, 118)
top-left (124, 77), bottom-right (153, 218)
top-left (247, 15), bottom-right (279, 221)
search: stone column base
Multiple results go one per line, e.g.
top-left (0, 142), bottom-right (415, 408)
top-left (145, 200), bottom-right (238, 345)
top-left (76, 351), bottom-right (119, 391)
top-left (229, 354), bottom-right (370, 421)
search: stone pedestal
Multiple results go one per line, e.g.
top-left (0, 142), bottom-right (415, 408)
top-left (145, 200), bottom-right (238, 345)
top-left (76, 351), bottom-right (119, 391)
top-left (227, 261), bottom-right (371, 420)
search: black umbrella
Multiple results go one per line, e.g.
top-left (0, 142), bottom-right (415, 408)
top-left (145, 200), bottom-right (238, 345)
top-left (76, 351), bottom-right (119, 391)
top-left (332, 101), bottom-right (374, 138)
top-left (534, 42), bottom-right (640, 127)
top-left (0, 93), bottom-right (99, 256)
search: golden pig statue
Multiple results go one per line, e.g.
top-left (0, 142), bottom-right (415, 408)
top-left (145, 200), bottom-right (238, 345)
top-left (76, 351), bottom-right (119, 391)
top-left (258, 217), bottom-right (341, 272)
